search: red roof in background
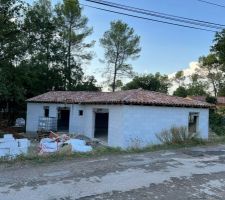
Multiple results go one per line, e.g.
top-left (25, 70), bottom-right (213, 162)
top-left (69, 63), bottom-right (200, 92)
top-left (188, 96), bottom-right (225, 105)
top-left (217, 97), bottom-right (225, 104)
top-left (27, 89), bottom-right (212, 108)
top-left (187, 96), bottom-right (206, 102)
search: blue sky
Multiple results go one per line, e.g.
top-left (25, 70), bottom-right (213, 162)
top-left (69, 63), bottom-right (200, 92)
top-left (26, 0), bottom-right (225, 81)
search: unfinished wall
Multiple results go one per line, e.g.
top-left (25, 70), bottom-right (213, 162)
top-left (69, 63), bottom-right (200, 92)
top-left (69, 104), bottom-right (85, 134)
top-left (82, 105), bottom-right (124, 147)
top-left (26, 103), bottom-right (125, 148)
top-left (121, 106), bottom-right (209, 148)
top-left (26, 103), bottom-right (209, 149)
top-left (26, 103), bottom-right (43, 133)
top-left (26, 103), bottom-right (73, 133)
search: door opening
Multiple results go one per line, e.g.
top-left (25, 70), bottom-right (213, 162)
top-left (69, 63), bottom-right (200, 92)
top-left (188, 112), bottom-right (199, 134)
top-left (94, 112), bottom-right (109, 142)
top-left (57, 108), bottom-right (70, 131)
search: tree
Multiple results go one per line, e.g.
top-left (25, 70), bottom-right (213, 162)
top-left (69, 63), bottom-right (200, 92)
top-left (198, 54), bottom-right (223, 97)
top-left (186, 74), bottom-right (208, 96)
top-left (100, 20), bottom-right (141, 92)
top-left (0, 0), bottom-right (25, 62)
top-left (173, 86), bottom-right (188, 97)
top-left (55, 0), bottom-right (94, 90)
top-left (0, 0), bottom-right (100, 124)
top-left (212, 29), bottom-right (225, 66)
top-left (173, 70), bottom-right (185, 86)
top-left (0, 0), bottom-right (26, 123)
top-left (109, 80), bottom-right (123, 91)
top-left (23, 0), bottom-right (62, 95)
top-left (123, 73), bottom-right (170, 93)
top-left (75, 76), bottom-right (101, 91)
top-left (206, 95), bottom-right (217, 104)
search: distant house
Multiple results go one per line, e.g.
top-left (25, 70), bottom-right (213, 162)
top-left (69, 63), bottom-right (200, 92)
top-left (26, 89), bottom-right (211, 148)
top-left (187, 96), bottom-right (225, 108)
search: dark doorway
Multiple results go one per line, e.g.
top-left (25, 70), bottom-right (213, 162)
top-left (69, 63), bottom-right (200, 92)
top-left (94, 113), bottom-right (109, 140)
top-left (188, 112), bottom-right (199, 133)
top-left (57, 108), bottom-right (70, 131)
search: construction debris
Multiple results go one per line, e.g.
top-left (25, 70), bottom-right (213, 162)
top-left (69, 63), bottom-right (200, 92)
top-left (66, 139), bottom-right (92, 153)
top-left (15, 118), bottom-right (25, 127)
top-left (0, 134), bottom-right (30, 158)
top-left (38, 132), bottom-right (93, 155)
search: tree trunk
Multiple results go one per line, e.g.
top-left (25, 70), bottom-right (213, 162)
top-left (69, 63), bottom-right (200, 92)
top-left (67, 23), bottom-right (72, 90)
top-left (112, 53), bottom-right (119, 92)
top-left (112, 66), bottom-right (117, 92)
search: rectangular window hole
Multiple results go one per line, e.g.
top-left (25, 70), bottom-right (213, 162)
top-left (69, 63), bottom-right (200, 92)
top-left (79, 110), bottom-right (83, 116)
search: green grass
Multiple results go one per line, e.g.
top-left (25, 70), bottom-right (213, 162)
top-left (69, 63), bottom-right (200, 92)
top-left (0, 137), bottom-right (224, 166)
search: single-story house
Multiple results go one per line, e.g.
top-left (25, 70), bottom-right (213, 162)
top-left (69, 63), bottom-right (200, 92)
top-left (26, 89), bottom-right (212, 148)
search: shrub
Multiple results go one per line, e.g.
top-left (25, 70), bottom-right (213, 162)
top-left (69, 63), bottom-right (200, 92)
top-left (206, 96), bottom-right (217, 104)
top-left (156, 126), bottom-right (199, 145)
top-left (209, 109), bottom-right (225, 136)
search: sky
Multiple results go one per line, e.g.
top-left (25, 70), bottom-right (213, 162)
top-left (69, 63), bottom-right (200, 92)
top-left (26, 0), bottom-right (225, 85)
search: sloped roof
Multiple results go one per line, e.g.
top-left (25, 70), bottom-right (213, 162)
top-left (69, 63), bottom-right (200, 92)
top-left (27, 89), bottom-right (212, 108)
top-left (218, 97), bottom-right (225, 104)
top-left (187, 96), bottom-right (206, 102)
top-left (188, 96), bottom-right (225, 105)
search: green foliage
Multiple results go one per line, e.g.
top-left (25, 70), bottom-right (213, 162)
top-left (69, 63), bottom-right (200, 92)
top-left (73, 76), bottom-right (101, 91)
top-left (173, 86), bottom-right (188, 97)
top-left (173, 73), bottom-right (208, 97)
top-left (156, 126), bottom-right (200, 145)
top-left (218, 86), bottom-right (225, 96)
top-left (209, 109), bottom-right (225, 136)
top-left (0, 0), bottom-right (27, 123)
top-left (0, 0), bottom-right (99, 124)
top-left (186, 73), bottom-right (208, 96)
top-left (212, 29), bottom-right (225, 66)
top-left (187, 84), bottom-right (207, 96)
top-left (55, 0), bottom-right (94, 90)
top-left (198, 54), bottom-right (223, 97)
top-left (174, 70), bottom-right (185, 86)
top-left (206, 96), bottom-right (217, 104)
top-left (123, 73), bottom-right (170, 93)
top-left (100, 20), bottom-right (141, 92)
top-left (109, 80), bottom-right (123, 91)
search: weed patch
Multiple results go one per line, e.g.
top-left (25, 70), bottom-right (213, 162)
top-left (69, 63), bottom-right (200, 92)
top-left (0, 137), bottom-right (224, 166)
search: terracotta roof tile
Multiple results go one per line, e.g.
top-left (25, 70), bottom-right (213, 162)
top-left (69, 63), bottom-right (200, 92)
top-left (217, 97), bottom-right (225, 105)
top-left (187, 96), bottom-right (225, 105)
top-left (27, 89), bottom-right (212, 108)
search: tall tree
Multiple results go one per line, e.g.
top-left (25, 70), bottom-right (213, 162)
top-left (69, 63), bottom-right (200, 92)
top-left (212, 29), bottom-right (225, 66)
top-left (0, 0), bottom-right (25, 62)
top-left (0, 0), bottom-right (26, 123)
top-left (55, 0), bottom-right (94, 90)
top-left (23, 0), bottom-right (61, 95)
top-left (100, 20), bottom-right (141, 92)
top-left (109, 80), bottom-right (123, 91)
top-left (123, 73), bottom-right (170, 93)
top-left (198, 54), bottom-right (223, 97)
top-left (173, 70), bottom-right (185, 86)
top-left (186, 73), bottom-right (208, 96)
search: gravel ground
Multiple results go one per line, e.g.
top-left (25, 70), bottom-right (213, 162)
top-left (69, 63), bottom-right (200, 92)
top-left (1, 145), bottom-right (225, 200)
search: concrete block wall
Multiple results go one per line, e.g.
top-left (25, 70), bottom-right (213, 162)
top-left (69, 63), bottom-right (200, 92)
top-left (122, 105), bottom-right (209, 148)
top-left (26, 103), bottom-right (209, 149)
top-left (82, 105), bottom-right (124, 147)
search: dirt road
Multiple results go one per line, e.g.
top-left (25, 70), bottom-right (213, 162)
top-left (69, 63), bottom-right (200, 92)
top-left (1, 145), bottom-right (225, 200)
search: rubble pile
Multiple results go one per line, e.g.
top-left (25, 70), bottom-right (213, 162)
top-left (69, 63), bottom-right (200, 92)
top-left (38, 131), bottom-right (93, 155)
top-left (0, 134), bottom-right (30, 157)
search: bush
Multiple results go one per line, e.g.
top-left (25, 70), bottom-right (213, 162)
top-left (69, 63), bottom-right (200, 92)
top-left (206, 96), bottom-right (217, 104)
top-left (209, 109), bottom-right (225, 136)
top-left (156, 126), bottom-right (200, 145)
